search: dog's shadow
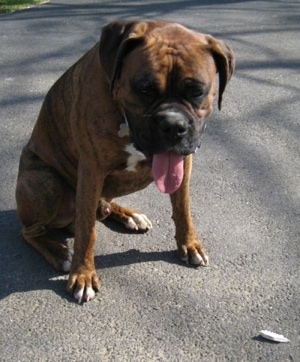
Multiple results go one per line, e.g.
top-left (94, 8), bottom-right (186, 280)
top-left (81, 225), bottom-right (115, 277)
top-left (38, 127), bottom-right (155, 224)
top-left (0, 210), bottom-right (182, 302)
top-left (96, 218), bottom-right (185, 268)
top-left (95, 248), bottom-right (179, 269)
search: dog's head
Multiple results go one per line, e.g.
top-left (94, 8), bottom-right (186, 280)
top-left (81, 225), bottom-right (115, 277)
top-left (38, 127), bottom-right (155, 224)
top-left (99, 20), bottom-right (235, 192)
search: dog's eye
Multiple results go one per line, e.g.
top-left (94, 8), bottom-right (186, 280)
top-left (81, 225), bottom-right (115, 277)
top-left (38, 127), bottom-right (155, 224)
top-left (138, 82), bottom-right (155, 96)
top-left (184, 81), bottom-right (207, 108)
top-left (139, 86), bottom-right (152, 96)
top-left (186, 87), bottom-right (204, 100)
top-left (132, 76), bottom-right (157, 99)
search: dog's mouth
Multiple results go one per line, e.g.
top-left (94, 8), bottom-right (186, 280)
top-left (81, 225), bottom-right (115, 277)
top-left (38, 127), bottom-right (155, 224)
top-left (124, 112), bottom-right (203, 194)
top-left (134, 138), bottom-right (201, 194)
top-left (151, 151), bottom-right (185, 194)
top-left (149, 141), bottom-right (201, 194)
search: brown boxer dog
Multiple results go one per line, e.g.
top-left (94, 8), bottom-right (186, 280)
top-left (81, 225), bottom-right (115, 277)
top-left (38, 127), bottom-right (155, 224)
top-left (16, 20), bottom-right (235, 303)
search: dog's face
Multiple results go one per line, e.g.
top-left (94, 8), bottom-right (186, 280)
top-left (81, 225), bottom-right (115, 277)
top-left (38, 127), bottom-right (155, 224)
top-left (112, 36), bottom-right (217, 156)
top-left (100, 21), bottom-right (235, 157)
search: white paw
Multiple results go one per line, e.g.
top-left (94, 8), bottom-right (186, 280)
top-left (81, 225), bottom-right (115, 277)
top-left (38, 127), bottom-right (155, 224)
top-left (74, 286), bottom-right (96, 304)
top-left (61, 248), bottom-right (74, 272)
top-left (181, 252), bottom-right (209, 266)
top-left (125, 213), bottom-right (152, 231)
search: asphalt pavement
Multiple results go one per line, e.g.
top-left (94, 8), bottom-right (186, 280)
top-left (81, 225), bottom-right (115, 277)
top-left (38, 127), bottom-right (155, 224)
top-left (0, 0), bottom-right (299, 361)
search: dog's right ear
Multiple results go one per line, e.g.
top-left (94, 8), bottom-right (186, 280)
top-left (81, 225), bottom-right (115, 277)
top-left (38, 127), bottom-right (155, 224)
top-left (99, 21), bottom-right (146, 91)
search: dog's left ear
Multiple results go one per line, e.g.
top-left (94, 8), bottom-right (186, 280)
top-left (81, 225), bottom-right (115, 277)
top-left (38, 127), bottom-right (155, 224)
top-left (206, 36), bottom-right (235, 110)
top-left (99, 21), bottom-right (147, 91)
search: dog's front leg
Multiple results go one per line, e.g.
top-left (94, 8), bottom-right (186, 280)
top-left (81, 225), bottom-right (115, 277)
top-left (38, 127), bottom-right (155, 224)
top-left (170, 155), bottom-right (209, 266)
top-left (66, 162), bottom-right (103, 303)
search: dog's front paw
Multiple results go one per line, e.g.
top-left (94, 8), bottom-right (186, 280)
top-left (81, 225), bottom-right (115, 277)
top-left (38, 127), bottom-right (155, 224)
top-left (66, 268), bottom-right (101, 303)
top-left (178, 242), bottom-right (209, 266)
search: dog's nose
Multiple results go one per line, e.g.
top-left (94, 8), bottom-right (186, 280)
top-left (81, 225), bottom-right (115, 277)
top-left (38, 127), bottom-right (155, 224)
top-left (157, 111), bottom-right (188, 141)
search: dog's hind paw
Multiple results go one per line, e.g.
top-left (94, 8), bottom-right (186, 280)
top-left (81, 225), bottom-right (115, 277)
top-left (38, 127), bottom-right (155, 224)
top-left (109, 202), bottom-right (152, 232)
top-left (125, 213), bottom-right (153, 231)
top-left (61, 248), bottom-right (74, 272)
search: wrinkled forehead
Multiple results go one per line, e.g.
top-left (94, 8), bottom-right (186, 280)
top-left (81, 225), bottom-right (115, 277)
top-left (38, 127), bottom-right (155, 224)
top-left (123, 29), bottom-right (216, 84)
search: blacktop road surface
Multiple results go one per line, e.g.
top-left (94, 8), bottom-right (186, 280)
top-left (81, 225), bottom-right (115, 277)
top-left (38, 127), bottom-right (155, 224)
top-left (0, 0), bottom-right (299, 361)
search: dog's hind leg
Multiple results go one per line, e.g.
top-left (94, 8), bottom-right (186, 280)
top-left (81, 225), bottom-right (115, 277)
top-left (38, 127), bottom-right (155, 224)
top-left (16, 151), bottom-right (75, 271)
top-left (105, 201), bottom-right (152, 231)
top-left (20, 223), bottom-right (73, 272)
top-left (96, 199), bottom-right (112, 221)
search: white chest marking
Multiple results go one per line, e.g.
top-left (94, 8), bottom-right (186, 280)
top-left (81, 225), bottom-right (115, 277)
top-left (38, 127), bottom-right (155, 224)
top-left (125, 144), bottom-right (146, 172)
top-left (118, 122), bottom-right (130, 137)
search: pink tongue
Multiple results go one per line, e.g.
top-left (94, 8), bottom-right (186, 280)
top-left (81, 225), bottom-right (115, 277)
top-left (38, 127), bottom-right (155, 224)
top-left (152, 152), bottom-right (184, 194)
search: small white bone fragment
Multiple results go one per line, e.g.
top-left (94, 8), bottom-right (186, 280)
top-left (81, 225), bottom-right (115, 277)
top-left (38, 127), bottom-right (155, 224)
top-left (259, 330), bottom-right (290, 343)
